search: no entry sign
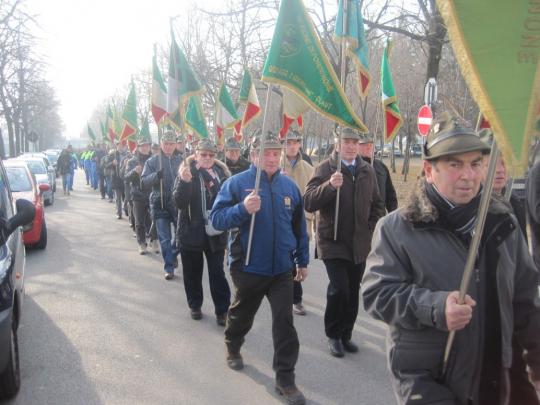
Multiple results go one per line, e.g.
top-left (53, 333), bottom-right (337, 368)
top-left (417, 105), bottom-right (433, 137)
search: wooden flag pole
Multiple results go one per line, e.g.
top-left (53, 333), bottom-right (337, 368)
top-left (334, 0), bottom-right (348, 241)
top-left (245, 84), bottom-right (273, 266)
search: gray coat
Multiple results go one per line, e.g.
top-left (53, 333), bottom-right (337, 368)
top-left (361, 180), bottom-right (540, 405)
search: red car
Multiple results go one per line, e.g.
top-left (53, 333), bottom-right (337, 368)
top-left (4, 161), bottom-right (49, 249)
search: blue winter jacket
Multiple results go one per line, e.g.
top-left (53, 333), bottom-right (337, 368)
top-left (210, 165), bottom-right (309, 277)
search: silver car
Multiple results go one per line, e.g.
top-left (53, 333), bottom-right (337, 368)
top-left (13, 158), bottom-right (55, 206)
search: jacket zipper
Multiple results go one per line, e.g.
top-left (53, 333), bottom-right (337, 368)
top-left (270, 176), bottom-right (276, 275)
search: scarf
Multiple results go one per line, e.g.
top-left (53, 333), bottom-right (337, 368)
top-left (425, 181), bottom-right (482, 246)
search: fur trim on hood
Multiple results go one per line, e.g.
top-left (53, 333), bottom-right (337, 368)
top-left (181, 154), bottom-right (232, 179)
top-left (401, 178), bottom-right (512, 224)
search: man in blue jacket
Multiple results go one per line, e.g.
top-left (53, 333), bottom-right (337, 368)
top-left (141, 130), bottom-right (183, 280)
top-left (211, 133), bottom-right (309, 405)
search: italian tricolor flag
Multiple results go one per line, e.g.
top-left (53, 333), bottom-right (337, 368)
top-left (151, 54), bottom-right (167, 125)
top-left (119, 82), bottom-right (138, 144)
top-left (238, 69), bottom-right (261, 138)
top-left (279, 87), bottom-right (309, 139)
top-left (215, 83), bottom-right (240, 144)
top-left (106, 105), bottom-right (116, 143)
top-left (381, 39), bottom-right (402, 142)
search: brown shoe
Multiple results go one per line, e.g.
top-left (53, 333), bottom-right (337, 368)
top-left (275, 384), bottom-right (306, 405)
top-left (226, 352), bottom-right (244, 370)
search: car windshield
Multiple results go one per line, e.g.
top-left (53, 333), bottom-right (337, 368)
top-left (6, 167), bottom-right (32, 192)
top-left (24, 160), bottom-right (47, 174)
top-left (46, 154), bottom-right (58, 164)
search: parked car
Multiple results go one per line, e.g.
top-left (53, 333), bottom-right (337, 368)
top-left (43, 150), bottom-right (60, 175)
top-left (4, 161), bottom-right (48, 249)
top-left (20, 153), bottom-right (57, 193)
top-left (381, 144), bottom-right (402, 157)
top-left (13, 158), bottom-right (54, 206)
top-left (410, 144), bottom-right (423, 157)
top-left (0, 160), bottom-right (35, 399)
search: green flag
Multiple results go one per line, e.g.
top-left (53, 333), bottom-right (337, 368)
top-left (261, 0), bottom-right (367, 132)
top-left (436, 0), bottom-right (540, 174)
top-left (185, 95), bottom-right (208, 139)
top-left (99, 120), bottom-right (107, 142)
top-left (138, 115), bottom-right (152, 144)
top-left (381, 39), bottom-right (402, 142)
top-left (334, 0), bottom-right (371, 98)
top-left (119, 82), bottom-right (139, 143)
top-left (177, 46), bottom-right (203, 101)
top-left (87, 123), bottom-right (96, 141)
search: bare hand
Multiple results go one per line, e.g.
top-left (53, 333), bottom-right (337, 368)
top-left (532, 379), bottom-right (540, 391)
top-left (330, 171), bottom-right (343, 189)
top-left (112, 159), bottom-right (117, 166)
top-left (445, 291), bottom-right (476, 331)
top-left (179, 166), bottom-right (192, 182)
top-left (134, 165), bottom-right (142, 175)
top-left (243, 192), bottom-right (261, 214)
top-left (294, 267), bottom-right (308, 282)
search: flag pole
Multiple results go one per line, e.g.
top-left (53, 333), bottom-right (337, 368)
top-left (334, 0), bottom-right (349, 241)
top-left (245, 84), bottom-right (273, 266)
top-left (441, 115), bottom-right (499, 377)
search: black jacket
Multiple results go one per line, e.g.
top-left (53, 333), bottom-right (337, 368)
top-left (527, 161), bottom-right (540, 270)
top-left (362, 157), bottom-right (398, 212)
top-left (141, 152), bottom-right (183, 219)
top-left (173, 156), bottom-right (231, 252)
top-left (125, 152), bottom-right (152, 202)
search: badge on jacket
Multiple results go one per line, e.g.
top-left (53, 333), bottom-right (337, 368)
top-left (284, 196), bottom-right (291, 209)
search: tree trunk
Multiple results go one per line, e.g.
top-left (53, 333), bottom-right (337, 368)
top-left (426, 0), bottom-right (447, 81)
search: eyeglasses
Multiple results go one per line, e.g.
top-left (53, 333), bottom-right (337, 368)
top-left (199, 153), bottom-right (215, 158)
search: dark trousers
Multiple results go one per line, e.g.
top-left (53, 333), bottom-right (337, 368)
top-left (180, 248), bottom-right (230, 315)
top-left (98, 174), bottom-right (106, 198)
top-left (225, 270), bottom-right (299, 387)
top-left (133, 200), bottom-right (152, 246)
top-left (322, 259), bottom-right (365, 341)
top-left (114, 188), bottom-right (124, 217)
top-left (292, 268), bottom-right (303, 305)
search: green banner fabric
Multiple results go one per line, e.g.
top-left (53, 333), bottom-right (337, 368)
top-left (436, 0), bottom-right (540, 174)
top-left (120, 83), bottom-right (139, 143)
top-left (185, 95), bottom-right (209, 139)
top-left (261, 0), bottom-right (367, 132)
top-left (334, 0), bottom-right (371, 98)
top-left (87, 124), bottom-right (96, 141)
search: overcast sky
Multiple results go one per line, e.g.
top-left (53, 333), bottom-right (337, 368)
top-left (27, 0), bottom-right (212, 139)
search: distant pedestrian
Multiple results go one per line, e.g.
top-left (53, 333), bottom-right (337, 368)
top-left (57, 149), bottom-right (72, 195)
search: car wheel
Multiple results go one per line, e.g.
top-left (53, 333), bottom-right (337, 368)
top-left (34, 220), bottom-right (47, 250)
top-left (0, 314), bottom-right (21, 399)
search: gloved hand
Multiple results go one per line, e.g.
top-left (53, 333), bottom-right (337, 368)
top-left (156, 169), bottom-right (163, 180)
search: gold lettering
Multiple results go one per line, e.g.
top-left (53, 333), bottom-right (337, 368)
top-left (522, 34), bottom-right (540, 47)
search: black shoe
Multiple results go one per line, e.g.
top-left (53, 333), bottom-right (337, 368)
top-left (328, 338), bottom-right (344, 358)
top-left (164, 272), bottom-right (174, 280)
top-left (173, 258), bottom-right (178, 268)
top-left (117, 215), bottom-right (122, 220)
top-left (226, 352), bottom-right (244, 370)
top-left (216, 313), bottom-right (226, 326)
top-left (190, 308), bottom-right (202, 320)
top-left (341, 339), bottom-right (359, 353)
top-left (275, 383), bottom-right (306, 405)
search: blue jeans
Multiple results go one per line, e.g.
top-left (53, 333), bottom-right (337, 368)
top-left (69, 169), bottom-right (75, 190)
top-left (62, 173), bottom-right (72, 192)
top-left (156, 216), bottom-right (177, 274)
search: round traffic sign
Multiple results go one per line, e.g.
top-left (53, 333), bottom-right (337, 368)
top-left (417, 105), bottom-right (433, 137)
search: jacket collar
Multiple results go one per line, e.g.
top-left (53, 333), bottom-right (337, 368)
top-left (181, 154), bottom-right (232, 178)
top-left (328, 152), bottom-right (368, 175)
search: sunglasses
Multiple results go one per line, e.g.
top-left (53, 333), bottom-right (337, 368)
top-left (199, 152), bottom-right (215, 158)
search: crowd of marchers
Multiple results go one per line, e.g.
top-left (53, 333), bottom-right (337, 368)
top-left (74, 113), bottom-right (540, 405)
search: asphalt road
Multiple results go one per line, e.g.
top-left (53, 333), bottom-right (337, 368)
top-left (4, 170), bottom-right (395, 405)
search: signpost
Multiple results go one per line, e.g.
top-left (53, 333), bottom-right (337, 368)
top-left (417, 105), bottom-right (433, 137)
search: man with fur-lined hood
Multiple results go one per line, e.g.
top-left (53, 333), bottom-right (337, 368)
top-left (281, 130), bottom-right (314, 317)
top-left (361, 113), bottom-right (540, 405)
top-left (173, 138), bottom-right (231, 326)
